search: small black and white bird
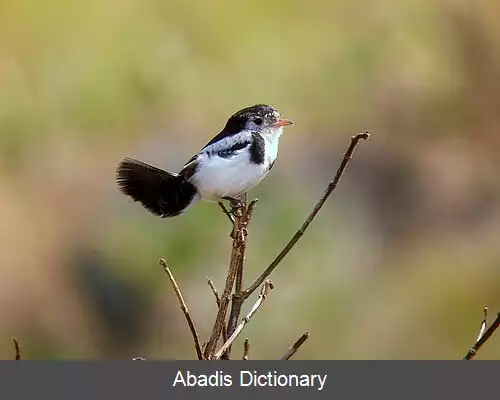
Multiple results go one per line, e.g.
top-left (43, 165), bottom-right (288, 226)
top-left (116, 104), bottom-right (293, 217)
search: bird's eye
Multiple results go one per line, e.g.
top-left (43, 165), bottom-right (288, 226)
top-left (254, 118), bottom-right (263, 125)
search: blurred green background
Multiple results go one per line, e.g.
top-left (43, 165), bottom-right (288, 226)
top-left (1, 0), bottom-right (500, 359)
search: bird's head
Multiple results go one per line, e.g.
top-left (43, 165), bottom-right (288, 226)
top-left (224, 104), bottom-right (293, 137)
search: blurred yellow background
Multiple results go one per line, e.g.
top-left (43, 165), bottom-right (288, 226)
top-left (1, 0), bottom-right (500, 359)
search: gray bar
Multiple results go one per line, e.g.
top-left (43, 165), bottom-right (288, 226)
top-left (0, 361), bottom-right (497, 399)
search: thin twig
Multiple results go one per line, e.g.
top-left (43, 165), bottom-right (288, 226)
top-left (204, 204), bottom-right (246, 359)
top-left (208, 279), bottom-right (221, 307)
top-left (281, 332), bottom-right (310, 360)
top-left (159, 258), bottom-right (203, 360)
top-left (12, 337), bottom-right (20, 360)
top-left (243, 338), bottom-right (250, 360)
top-left (243, 132), bottom-right (370, 298)
top-left (464, 311), bottom-right (500, 360)
top-left (245, 198), bottom-right (259, 225)
top-left (214, 280), bottom-right (274, 360)
top-left (477, 306), bottom-right (488, 342)
top-left (208, 278), bottom-right (228, 344)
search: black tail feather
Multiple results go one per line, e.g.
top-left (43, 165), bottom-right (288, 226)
top-left (116, 157), bottom-right (198, 217)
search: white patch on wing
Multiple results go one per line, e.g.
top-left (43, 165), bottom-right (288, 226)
top-left (202, 131), bottom-right (253, 154)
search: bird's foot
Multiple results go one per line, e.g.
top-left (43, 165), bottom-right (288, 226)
top-left (218, 202), bottom-right (235, 224)
top-left (222, 196), bottom-right (244, 211)
top-left (220, 196), bottom-right (247, 238)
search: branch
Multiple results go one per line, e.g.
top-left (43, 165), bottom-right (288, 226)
top-left (225, 197), bottom-right (259, 358)
top-left (207, 278), bottom-right (228, 343)
top-left (464, 309), bottom-right (500, 360)
top-left (281, 332), bottom-right (309, 360)
top-left (159, 258), bottom-right (203, 360)
top-left (244, 198), bottom-right (259, 226)
top-left (243, 132), bottom-right (370, 298)
top-left (12, 337), bottom-right (20, 360)
top-left (214, 280), bottom-right (274, 360)
top-left (233, 194), bottom-right (249, 298)
top-left (208, 278), bottom-right (221, 306)
top-left (243, 338), bottom-right (250, 360)
top-left (477, 306), bottom-right (488, 342)
top-left (204, 204), bottom-right (246, 359)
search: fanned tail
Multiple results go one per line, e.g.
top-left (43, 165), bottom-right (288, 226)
top-left (116, 157), bottom-right (198, 217)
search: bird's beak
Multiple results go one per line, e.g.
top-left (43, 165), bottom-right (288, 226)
top-left (272, 118), bottom-right (294, 128)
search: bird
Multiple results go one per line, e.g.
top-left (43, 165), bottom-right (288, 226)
top-left (116, 104), bottom-right (293, 217)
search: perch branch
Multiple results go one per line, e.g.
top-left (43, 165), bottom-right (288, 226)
top-left (464, 309), bottom-right (500, 360)
top-left (224, 197), bottom-right (259, 359)
top-left (232, 198), bottom-right (258, 303)
top-left (159, 258), bottom-right (203, 360)
top-left (12, 337), bottom-right (20, 360)
top-left (281, 332), bottom-right (310, 360)
top-left (243, 132), bottom-right (370, 298)
top-left (204, 204), bottom-right (246, 359)
top-left (214, 280), bottom-right (274, 360)
top-left (243, 338), bottom-right (250, 360)
top-left (207, 278), bottom-right (228, 343)
top-left (234, 193), bottom-right (248, 296)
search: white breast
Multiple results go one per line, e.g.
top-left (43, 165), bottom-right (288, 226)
top-left (189, 127), bottom-right (283, 201)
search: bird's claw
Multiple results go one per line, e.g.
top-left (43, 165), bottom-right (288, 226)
top-left (230, 200), bottom-right (244, 212)
top-left (221, 196), bottom-right (247, 238)
top-left (222, 196), bottom-right (244, 211)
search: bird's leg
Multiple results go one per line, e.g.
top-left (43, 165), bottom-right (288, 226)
top-left (218, 202), bottom-right (235, 225)
top-left (222, 196), bottom-right (244, 210)
top-left (221, 196), bottom-right (246, 239)
top-left (218, 201), bottom-right (236, 238)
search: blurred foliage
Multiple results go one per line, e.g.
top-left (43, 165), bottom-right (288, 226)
top-left (1, 0), bottom-right (500, 359)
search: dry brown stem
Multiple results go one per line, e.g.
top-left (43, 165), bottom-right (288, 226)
top-left (224, 197), bottom-right (259, 359)
top-left (281, 332), bottom-right (310, 360)
top-left (159, 258), bottom-right (203, 360)
top-left (207, 278), bottom-right (228, 344)
top-left (243, 338), bottom-right (250, 360)
top-left (464, 307), bottom-right (500, 360)
top-left (13, 337), bottom-right (20, 360)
